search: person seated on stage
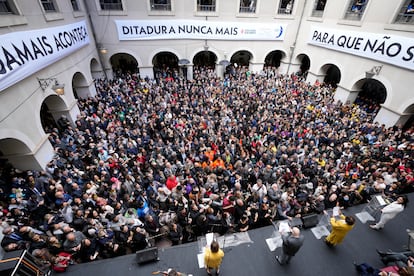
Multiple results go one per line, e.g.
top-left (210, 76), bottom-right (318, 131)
top-left (376, 249), bottom-right (414, 267)
top-left (354, 256), bottom-right (414, 276)
top-left (166, 268), bottom-right (187, 276)
top-left (155, 268), bottom-right (187, 276)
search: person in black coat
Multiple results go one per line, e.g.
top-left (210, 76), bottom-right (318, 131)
top-left (276, 227), bottom-right (305, 265)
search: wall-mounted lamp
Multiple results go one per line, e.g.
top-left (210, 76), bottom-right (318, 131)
top-left (365, 65), bottom-right (383, 79)
top-left (37, 77), bottom-right (65, 95)
top-left (99, 47), bottom-right (108, 54)
top-left (98, 44), bottom-right (108, 54)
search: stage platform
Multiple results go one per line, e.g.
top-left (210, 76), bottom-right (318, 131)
top-left (59, 193), bottom-right (414, 276)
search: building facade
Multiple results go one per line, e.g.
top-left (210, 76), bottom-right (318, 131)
top-left (0, 0), bottom-right (413, 170)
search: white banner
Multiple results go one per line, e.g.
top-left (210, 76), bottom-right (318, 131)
top-left (0, 20), bottom-right (90, 92)
top-left (308, 26), bottom-right (414, 71)
top-left (116, 19), bottom-right (286, 41)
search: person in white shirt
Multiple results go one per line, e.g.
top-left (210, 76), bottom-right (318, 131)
top-left (370, 195), bottom-right (408, 230)
top-left (251, 179), bottom-right (267, 200)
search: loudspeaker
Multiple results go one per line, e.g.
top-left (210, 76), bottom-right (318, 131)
top-left (289, 217), bottom-right (303, 228)
top-left (136, 247), bottom-right (159, 264)
top-left (301, 214), bottom-right (319, 228)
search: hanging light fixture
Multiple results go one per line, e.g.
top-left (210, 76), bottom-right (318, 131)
top-left (365, 65), bottom-right (383, 79)
top-left (37, 77), bottom-right (65, 95)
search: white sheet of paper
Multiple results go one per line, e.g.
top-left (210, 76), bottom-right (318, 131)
top-left (206, 232), bottom-right (214, 247)
top-left (197, 252), bottom-right (205, 268)
top-left (376, 195), bottom-right (386, 206)
top-left (278, 221), bottom-right (291, 233)
top-left (333, 206), bottom-right (340, 217)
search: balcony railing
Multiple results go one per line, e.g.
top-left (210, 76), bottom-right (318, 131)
top-left (100, 2), bottom-right (123, 10)
top-left (239, 6), bottom-right (255, 13)
top-left (311, 9), bottom-right (324, 17)
top-left (395, 12), bottom-right (414, 24)
top-left (197, 4), bottom-right (215, 12)
top-left (344, 10), bottom-right (364, 20)
top-left (151, 3), bottom-right (171, 11)
top-left (42, 2), bottom-right (57, 12)
top-left (278, 7), bottom-right (292, 14)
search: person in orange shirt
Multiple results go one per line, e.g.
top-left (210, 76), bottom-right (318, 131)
top-left (205, 148), bottom-right (215, 162)
top-left (212, 155), bottom-right (225, 170)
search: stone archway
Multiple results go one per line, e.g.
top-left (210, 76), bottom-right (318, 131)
top-left (110, 53), bottom-right (139, 78)
top-left (352, 78), bottom-right (387, 115)
top-left (400, 103), bottom-right (414, 131)
top-left (72, 72), bottom-right (90, 99)
top-left (40, 94), bottom-right (71, 134)
top-left (91, 58), bottom-right (104, 80)
top-left (264, 50), bottom-right (285, 68)
top-left (0, 137), bottom-right (37, 170)
top-left (193, 50), bottom-right (217, 69)
top-left (230, 50), bottom-right (253, 67)
top-left (152, 51), bottom-right (179, 80)
top-left (321, 64), bottom-right (341, 88)
top-left (297, 54), bottom-right (310, 77)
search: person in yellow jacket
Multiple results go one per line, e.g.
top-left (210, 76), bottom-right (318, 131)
top-left (204, 240), bottom-right (224, 276)
top-left (325, 209), bottom-right (355, 247)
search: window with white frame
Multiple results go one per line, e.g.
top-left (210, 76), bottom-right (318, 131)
top-left (239, 0), bottom-right (256, 13)
top-left (41, 0), bottom-right (57, 12)
top-left (150, 0), bottom-right (171, 11)
top-left (311, 0), bottom-right (326, 17)
top-left (197, 0), bottom-right (215, 12)
top-left (394, 0), bottom-right (414, 24)
top-left (100, 0), bottom-right (123, 10)
top-left (278, 0), bottom-right (294, 15)
top-left (70, 0), bottom-right (80, 11)
top-left (344, 0), bottom-right (368, 20)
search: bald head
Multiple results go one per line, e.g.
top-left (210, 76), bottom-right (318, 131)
top-left (291, 227), bottom-right (301, 237)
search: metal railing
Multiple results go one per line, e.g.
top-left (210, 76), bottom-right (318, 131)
top-left (239, 6), bottom-right (255, 13)
top-left (197, 4), bottom-right (215, 12)
top-left (311, 9), bottom-right (324, 17)
top-left (151, 3), bottom-right (171, 11)
top-left (41, 1), bottom-right (57, 12)
top-left (395, 12), bottom-right (414, 24)
top-left (344, 10), bottom-right (364, 20)
top-left (278, 7), bottom-right (292, 14)
top-left (100, 1), bottom-right (123, 10)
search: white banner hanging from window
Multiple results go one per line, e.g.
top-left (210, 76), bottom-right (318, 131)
top-left (115, 19), bottom-right (286, 41)
top-left (0, 20), bottom-right (90, 92)
top-left (308, 26), bottom-right (414, 71)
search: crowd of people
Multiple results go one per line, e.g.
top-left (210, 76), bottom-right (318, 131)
top-left (0, 65), bottom-right (413, 272)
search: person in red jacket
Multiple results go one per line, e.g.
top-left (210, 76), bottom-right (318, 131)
top-left (166, 174), bottom-right (178, 191)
